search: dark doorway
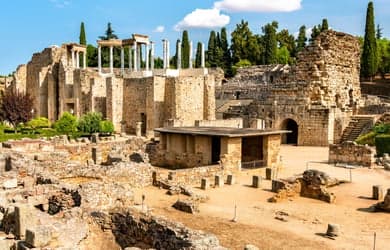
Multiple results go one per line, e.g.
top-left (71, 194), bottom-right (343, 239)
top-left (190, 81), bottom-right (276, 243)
top-left (140, 113), bottom-right (147, 135)
top-left (281, 119), bottom-right (298, 145)
top-left (211, 137), bottom-right (221, 164)
top-left (242, 136), bottom-right (263, 162)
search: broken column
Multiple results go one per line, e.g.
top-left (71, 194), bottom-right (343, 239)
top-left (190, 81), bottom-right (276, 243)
top-left (201, 178), bottom-right (209, 190)
top-left (92, 146), bottom-right (102, 165)
top-left (15, 203), bottom-right (37, 239)
top-left (373, 185), bottom-right (384, 200)
top-left (227, 175), bottom-right (235, 185)
top-left (136, 122), bottom-right (142, 137)
top-left (214, 175), bottom-right (224, 188)
top-left (252, 176), bottom-right (261, 188)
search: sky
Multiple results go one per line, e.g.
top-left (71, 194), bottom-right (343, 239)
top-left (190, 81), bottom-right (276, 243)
top-left (1, 0), bottom-right (390, 75)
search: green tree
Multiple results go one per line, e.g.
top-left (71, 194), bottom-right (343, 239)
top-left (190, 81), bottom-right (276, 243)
top-left (99, 120), bottom-right (114, 134)
top-left (195, 42), bottom-right (202, 68)
top-left (172, 39), bottom-right (180, 68)
top-left (181, 30), bottom-right (190, 68)
top-left (276, 46), bottom-right (291, 64)
top-left (277, 29), bottom-right (296, 59)
top-left (262, 21), bottom-right (279, 64)
top-left (231, 20), bottom-right (261, 65)
top-left (221, 27), bottom-right (233, 76)
top-left (87, 45), bottom-right (98, 67)
top-left (79, 22), bottom-right (86, 45)
top-left (296, 25), bottom-right (307, 53)
top-left (207, 31), bottom-right (218, 67)
top-left (54, 112), bottom-right (77, 135)
top-left (377, 39), bottom-right (390, 78)
top-left (361, 1), bottom-right (378, 80)
top-left (376, 24), bottom-right (383, 39)
top-left (321, 19), bottom-right (329, 31)
top-left (99, 22), bottom-right (118, 40)
top-left (310, 25), bottom-right (321, 42)
top-left (78, 112), bottom-right (102, 134)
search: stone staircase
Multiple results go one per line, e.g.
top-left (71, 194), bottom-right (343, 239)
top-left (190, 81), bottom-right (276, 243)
top-left (340, 115), bottom-right (377, 143)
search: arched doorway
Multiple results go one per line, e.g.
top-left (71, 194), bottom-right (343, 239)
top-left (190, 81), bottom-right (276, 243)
top-left (280, 119), bottom-right (298, 145)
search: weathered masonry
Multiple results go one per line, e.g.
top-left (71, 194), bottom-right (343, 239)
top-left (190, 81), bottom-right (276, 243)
top-left (217, 31), bottom-right (362, 146)
top-left (153, 127), bottom-right (288, 170)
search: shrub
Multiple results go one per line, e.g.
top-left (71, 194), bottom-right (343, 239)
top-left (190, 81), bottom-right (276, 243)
top-left (373, 123), bottom-right (390, 134)
top-left (375, 134), bottom-right (390, 157)
top-left (27, 117), bottom-right (51, 130)
top-left (356, 131), bottom-right (376, 146)
top-left (78, 112), bottom-right (102, 134)
top-left (54, 112), bottom-right (77, 134)
top-left (99, 120), bottom-right (114, 134)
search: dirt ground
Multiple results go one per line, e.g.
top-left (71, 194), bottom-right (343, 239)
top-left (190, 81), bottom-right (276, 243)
top-left (133, 146), bottom-right (390, 250)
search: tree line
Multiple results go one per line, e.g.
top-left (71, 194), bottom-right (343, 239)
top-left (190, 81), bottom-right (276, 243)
top-left (79, 2), bottom-right (389, 80)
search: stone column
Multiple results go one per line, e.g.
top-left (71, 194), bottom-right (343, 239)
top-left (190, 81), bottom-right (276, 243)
top-left (133, 42), bottom-right (137, 72)
top-left (189, 41), bottom-right (193, 69)
top-left (177, 40), bottom-right (182, 69)
top-left (137, 44), bottom-right (141, 71)
top-left (71, 49), bottom-right (75, 67)
top-left (83, 51), bottom-right (87, 69)
top-left (162, 40), bottom-right (167, 69)
top-left (166, 40), bottom-right (170, 69)
top-left (109, 46), bottom-right (114, 74)
top-left (150, 42), bottom-right (155, 70)
top-left (201, 42), bottom-right (205, 68)
top-left (145, 43), bottom-right (149, 71)
top-left (120, 47), bottom-right (124, 75)
top-left (98, 46), bottom-right (102, 74)
top-left (129, 47), bottom-right (132, 71)
top-left (76, 51), bottom-right (80, 69)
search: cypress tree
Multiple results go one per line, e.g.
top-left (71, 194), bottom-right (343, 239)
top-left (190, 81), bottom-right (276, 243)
top-left (296, 25), bottom-right (307, 53)
top-left (221, 27), bottom-right (233, 76)
top-left (361, 1), bottom-right (377, 80)
top-left (79, 22), bottom-right (86, 45)
top-left (172, 39), bottom-right (180, 69)
top-left (181, 30), bottom-right (190, 69)
top-left (207, 31), bottom-right (217, 67)
top-left (195, 42), bottom-right (202, 68)
top-left (376, 24), bottom-right (383, 39)
top-left (321, 19), bottom-right (329, 31)
top-left (262, 21), bottom-right (278, 65)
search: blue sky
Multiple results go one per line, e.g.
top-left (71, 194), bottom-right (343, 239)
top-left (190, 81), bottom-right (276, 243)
top-left (1, 0), bottom-right (389, 75)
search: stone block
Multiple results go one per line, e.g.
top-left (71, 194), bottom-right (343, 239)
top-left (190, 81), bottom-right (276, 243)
top-left (201, 178), bottom-right (209, 190)
top-left (172, 199), bottom-right (199, 214)
top-left (25, 226), bottom-right (54, 248)
top-left (214, 175), bottom-right (224, 188)
top-left (266, 168), bottom-right (273, 180)
top-left (22, 177), bottom-right (35, 189)
top-left (271, 180), bottom-right (285, 193)
top-left (0, 239), bottom-right (14, 250)
top-left (252, 176), bottom-right (261, 188)
top-left (15, 204), bottom-right (37, 239)
top-left (3, 178), bottom-right (18, 189)
top-left (373, 185), bottom-right (383, 200)
top-left (227, 175), bottom-right (235, 185)
top-left (92, 147), bottom-right (102, 165)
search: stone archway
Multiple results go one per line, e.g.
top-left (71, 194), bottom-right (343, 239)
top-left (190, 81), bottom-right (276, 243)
top-left (280, 118), bottom-right (298, 145)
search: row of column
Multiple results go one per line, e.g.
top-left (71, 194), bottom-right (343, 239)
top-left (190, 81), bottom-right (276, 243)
top-left (97, 40), bottom-right (206, 74)
top-left (71, 50), bottom-right (87, 69)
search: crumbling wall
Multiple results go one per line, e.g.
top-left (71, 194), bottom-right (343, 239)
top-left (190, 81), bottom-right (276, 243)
top-left (329, 141), bottom-right (375, 167)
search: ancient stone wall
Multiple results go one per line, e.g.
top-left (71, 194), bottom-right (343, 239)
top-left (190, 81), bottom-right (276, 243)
top-left (329, 141), bottom-right (375, 167)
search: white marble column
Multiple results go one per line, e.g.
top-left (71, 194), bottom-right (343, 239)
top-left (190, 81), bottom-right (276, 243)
top-left (166, 40), bottom-right (170, 69)
top-left (71, 49), bottom-right (75, 67)
top-left (133, 42), bottom-right (138, 72)
top-left (76, 51), bottom-right (80, 69)
top-left (120, 47), bottom-right (124, 75)
top-left (201, 42), bottom-right (205, 68)
top-left (189, 41), bottom-right (193, 69)
top-left (128, 47), bottom-right (132, 71)
top-left (98, 46), bottom-right (102, 73)
top-left (137, 44), bottom-right (141, 71)
top-left (177, 40), bottom-right (182, 69)
top-left (145, 43), bottom-right (149, 71)
top-left (83, 52), bottom-right (87, 69)
top-left (109, 46), bottom-right (114, 74)
top-left (150, 42), bottom-right (155, 70)
top-left (162, 40), bottom-right (167, 69)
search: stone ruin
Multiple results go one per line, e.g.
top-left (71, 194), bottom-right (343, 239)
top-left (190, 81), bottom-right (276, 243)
top-left (269, 170), bottom-right (341, 203)
top-left (375, 188), bottom-right (390, 212)
top-left (0, 136), bottom-right (227, 249)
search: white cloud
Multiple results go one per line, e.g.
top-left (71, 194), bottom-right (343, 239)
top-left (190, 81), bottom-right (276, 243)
top-left (153, 26), bottom-right (165, 33)
top-left (49, 0), bottom-right (71, 8)
top-left (174, 8), bottom-right (230, 31)
top-left (214, 0), bottom-right (302, 13)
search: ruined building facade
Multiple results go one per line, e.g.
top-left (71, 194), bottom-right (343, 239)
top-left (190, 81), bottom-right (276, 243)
top-left (11, 38), bottom-right (218, 137)
top-left (218, 31), bottom-right (362, 146)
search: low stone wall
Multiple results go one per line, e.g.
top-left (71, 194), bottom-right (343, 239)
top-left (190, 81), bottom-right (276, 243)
top-left (195, 118), bottom-right (243, 128)
top-left (329, 141), bottom-right (375, 167)
top-left (94, 209), bottom-right (225, 249)
top-left (164, 165), bottom-right (225, 186)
